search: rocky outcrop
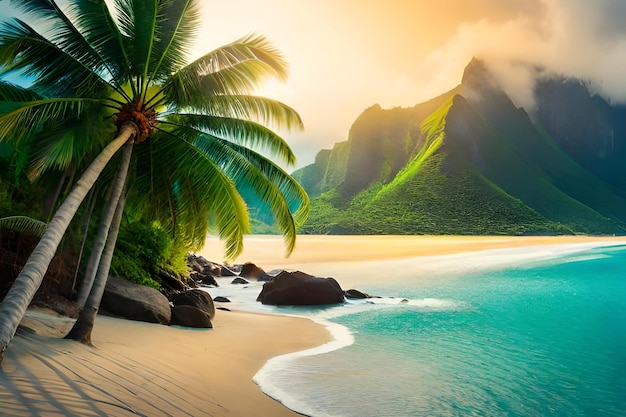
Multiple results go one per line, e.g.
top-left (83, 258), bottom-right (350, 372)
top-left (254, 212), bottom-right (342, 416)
top-left (155, 269), bottom-right (188, 299)
top-left (256, 270), bottom-right (345, 306)
top-left (171, 289), bottom-right (215, 321)
top-left (240, 262), bottom-right (271, 281)
top-left (187, 254), bottom-right (219, 286)
top-left (101, 276), bottom-right (171, 324)
top-left (170, 305), bottom-right (213, 328)
top-left (344, 289), bottom-right (371, 299)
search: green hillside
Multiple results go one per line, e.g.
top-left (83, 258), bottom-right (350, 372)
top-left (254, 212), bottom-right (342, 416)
top-left (294, 60), bottom-right (626, 236)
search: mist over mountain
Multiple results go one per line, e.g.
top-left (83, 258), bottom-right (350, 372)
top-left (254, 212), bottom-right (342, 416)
top-left (289, 59), bottom-right (626, 235)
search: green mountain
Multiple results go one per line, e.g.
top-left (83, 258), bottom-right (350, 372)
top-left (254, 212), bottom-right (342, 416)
top-left (293, 59), bottom-right (626, 235)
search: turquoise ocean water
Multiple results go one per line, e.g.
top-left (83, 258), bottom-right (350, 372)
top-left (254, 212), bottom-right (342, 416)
top-left (210, 243), bottom-right (626, 417)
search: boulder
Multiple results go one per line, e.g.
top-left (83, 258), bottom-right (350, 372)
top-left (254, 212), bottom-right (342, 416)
top-left (170, 305), bottom-right (213, 328)
top-left (219, 266), bottom-right (238, 277)
top-left (239, 262), bottom-right (271, 281)
top-left (256, 270), bottom-right (345, 306)
top-left (345, 289), bottom-right (371, 299)
top-left (231, 277), bottom-right (249, 285)
top-left (155, 269), bottom-right (187, 299)
top-left (213, 296), bottom-right (231, 303)
top-left (101, 276), bottom-right (171, 324)
top-left (187, 254), bottom-right (219, 286)
top-left (171, 289), bottom-right (215, 321)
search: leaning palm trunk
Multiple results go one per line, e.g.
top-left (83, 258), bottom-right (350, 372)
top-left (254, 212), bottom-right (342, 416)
top-left (66, 186), bottom-right (128, 344)
top-left (76, 140), bottom-right (134, 307)
top-left (71, 195), bottom-right (98, 293)
top-left (0, 123), bottom-right (137, 363)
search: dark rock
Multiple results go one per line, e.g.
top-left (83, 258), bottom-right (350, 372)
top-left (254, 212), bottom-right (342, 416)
top-left (231, 277), bottom-right (249, 285)
top-left (256, 270), bottom-right (345, 306)
top-left (32, 293), bottom-right (80, 318)
top-left (155, 269), bottom-right (187, 299)
top-left (187, 253), bottom-right (220, 285)
top-left (170, 305), bottom-right (213, 328)
top-left (239, 262), bottom-right (271, 281)
top-left (219, 266), bottom-right (238, 277)
top-left (101, 276), bottom-right (171, 324)
top-left (171, 289), bottom-right (215, 321)
top-left (213, 296), bottom-right (231, 303)
top-left (345, 289), bottom-right (371, 299)
top-left (216, 306), bottom-right (231, 312)
top-left (189, 271), bottom-right (218, 287)
top-left (187, 253), bottom-right (219, 274)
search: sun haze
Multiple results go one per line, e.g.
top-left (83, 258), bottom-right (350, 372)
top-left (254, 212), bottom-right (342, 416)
top-left (1, 1), bottom-right (622, 168)
top-left (190, 1), bottom-right (626, 169)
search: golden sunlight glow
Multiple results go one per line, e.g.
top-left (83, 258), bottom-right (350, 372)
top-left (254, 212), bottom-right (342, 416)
top-left (191, 1), bottom-right (626, 168)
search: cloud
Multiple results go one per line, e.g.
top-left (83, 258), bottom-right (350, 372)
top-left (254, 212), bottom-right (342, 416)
top-left (424, 0), bottom-right (626, 109)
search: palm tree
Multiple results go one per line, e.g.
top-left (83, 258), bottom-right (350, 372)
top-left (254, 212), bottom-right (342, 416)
top-left (0, 0), bottom-right (308, 361)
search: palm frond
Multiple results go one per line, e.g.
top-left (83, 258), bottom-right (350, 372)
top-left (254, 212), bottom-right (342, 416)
top-left (0, 81), bottom-right (44, 102)
top-left (73, 0), bottom-right (131, 88)
top-left (165, 125), bottom-right (309, 254)
top-left (163, 113), bottom-right (297, 165)
top-left (167, 56), bottom-right (287, 100)
top-left (0, 216), bottom-right (47, 237)
top-left (0, 19), bottom-right (110, 97)
top-left (209, 146), bottom-right (301, 255)
top-left (147, 0), bottom-right (201, 84)
top-left (0, 97), bottom-right (96, 141)
top-left (165, 33), bottom-right (290, 100)
top-left (183, 33), bottom-right (289, 81)
top-left (220, 142), bottom-right (310, 227)
top-left (27, 113), bottom-right (114, 180)
top-left (11, 0), bottom-right (108, 73)
top-left (130, 131), bottom-right (250, 257)
top-left (175, 95), bottom-right (303, 132)
top-left (112, 0), bottom-right (158, 85)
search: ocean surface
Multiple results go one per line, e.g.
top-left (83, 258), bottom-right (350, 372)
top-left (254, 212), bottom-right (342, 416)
top-left (208, 241), bottom-right (626, 417)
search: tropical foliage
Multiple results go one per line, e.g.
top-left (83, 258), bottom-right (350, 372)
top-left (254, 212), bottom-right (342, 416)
top-left (0, 0), bottom-right (308, 359)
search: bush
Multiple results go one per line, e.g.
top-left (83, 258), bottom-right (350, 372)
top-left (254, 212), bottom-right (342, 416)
top-left (110, 221), bottom-right (170, 289)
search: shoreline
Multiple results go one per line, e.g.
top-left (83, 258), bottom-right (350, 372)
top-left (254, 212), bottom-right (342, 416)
top-left (2, 235), bottom-right (626, 416)
top-left (1, 308), bottom-right (332, 417)
top-left (199, 234), bottom-right (626, 269)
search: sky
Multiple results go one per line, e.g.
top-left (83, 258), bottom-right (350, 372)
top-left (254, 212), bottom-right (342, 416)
top-left (195, 0), bottom-right (626, 169)
top-left (1, 1), bottom-right (625, 169)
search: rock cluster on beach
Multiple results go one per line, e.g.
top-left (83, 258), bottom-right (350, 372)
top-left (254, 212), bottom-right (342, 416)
top-left (22, 253), bottom-right (373, 331)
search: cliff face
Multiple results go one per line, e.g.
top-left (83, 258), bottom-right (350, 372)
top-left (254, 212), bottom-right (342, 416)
top-left (291, 59), bottom-right (626, 235)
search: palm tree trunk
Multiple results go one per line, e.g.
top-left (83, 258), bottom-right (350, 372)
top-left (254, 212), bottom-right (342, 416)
top-left (76, 140), bottom-right (134, 307)
top-left (65, 186), bottom-right (128, 344)
top-left (0, 122), bottom-right (137, 363)
top-left (71, 194), bottom-right (98, 293)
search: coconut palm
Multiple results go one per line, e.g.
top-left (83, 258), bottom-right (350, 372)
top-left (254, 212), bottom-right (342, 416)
top-left (0, 0), bottom-right (308, 360)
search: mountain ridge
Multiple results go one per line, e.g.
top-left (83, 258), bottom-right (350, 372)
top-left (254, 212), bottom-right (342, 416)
top-left (291, 59), bottom-right (626, 235)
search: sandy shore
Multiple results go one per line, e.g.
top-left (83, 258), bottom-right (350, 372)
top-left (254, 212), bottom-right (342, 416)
top-left (1, 308), bottom-right (331, 417)
top-left (2, 234), bottom-right (626, 417)
top-left (200, 234), bottom-right (626, 269)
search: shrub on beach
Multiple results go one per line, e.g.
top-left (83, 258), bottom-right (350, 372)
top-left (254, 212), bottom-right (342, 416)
top-left (111, 221), bottom-right (186, 289)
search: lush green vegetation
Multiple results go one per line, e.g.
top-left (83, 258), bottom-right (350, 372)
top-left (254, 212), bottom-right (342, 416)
top-left (0, 0), bottom-right (309, 354)
top-left (297, 77), bottom-right (626, 236)
top-left (111, 222), bottom-right (174, 290)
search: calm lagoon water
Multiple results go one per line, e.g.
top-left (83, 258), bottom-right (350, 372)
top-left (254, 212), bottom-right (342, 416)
top-left (209, 242), bottom-right (626, 417)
